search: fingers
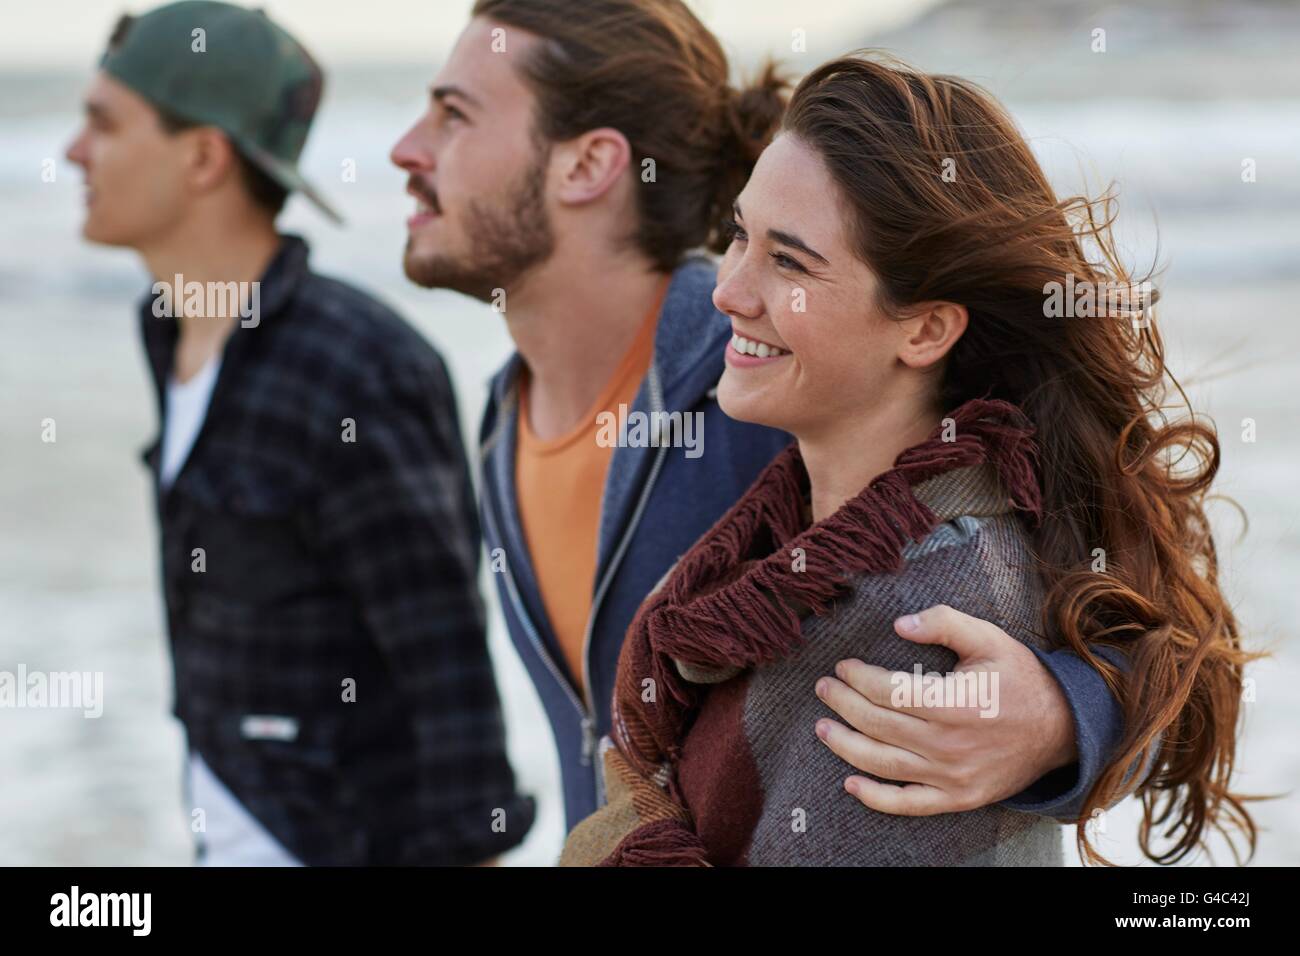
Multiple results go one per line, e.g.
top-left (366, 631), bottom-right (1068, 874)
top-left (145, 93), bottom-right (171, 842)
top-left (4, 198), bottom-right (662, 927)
top-left (815, 673), bottom-right (927, 749)
top-left (894, 604), bottom-right (1005, 662)
top-left (843, 775), bottom-right (956, 816)
top-left (828, 657), bottom-right (945, 720)
top-left (823, 657), bottom-right (906, 710)
top-left (814, 716), bottom-right (929, 784)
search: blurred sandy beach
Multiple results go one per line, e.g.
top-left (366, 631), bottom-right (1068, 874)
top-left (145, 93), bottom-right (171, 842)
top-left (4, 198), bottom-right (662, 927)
top-left (1, 0), bottom-right (1297, 866)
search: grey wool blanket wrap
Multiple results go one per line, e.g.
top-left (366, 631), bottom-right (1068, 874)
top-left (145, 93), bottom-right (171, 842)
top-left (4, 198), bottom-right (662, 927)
top-left (561, 399), bottom-right (1065, 866)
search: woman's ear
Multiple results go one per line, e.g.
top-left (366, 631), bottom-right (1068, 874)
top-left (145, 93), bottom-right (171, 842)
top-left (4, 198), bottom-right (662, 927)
top-left (897, 301), bottom-right (968, 370)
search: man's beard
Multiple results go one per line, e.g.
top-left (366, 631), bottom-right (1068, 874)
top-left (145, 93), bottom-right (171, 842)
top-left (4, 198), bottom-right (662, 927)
top-left (402, 150), bottom-right (555, 302)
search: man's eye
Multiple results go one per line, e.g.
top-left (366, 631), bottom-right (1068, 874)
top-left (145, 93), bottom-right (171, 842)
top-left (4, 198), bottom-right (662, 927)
top-left (442, 105), bottom-right (465, 122)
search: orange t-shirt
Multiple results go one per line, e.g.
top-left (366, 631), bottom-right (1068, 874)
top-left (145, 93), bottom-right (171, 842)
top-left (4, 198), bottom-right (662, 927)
top-left (515, 281), bottom-right (668, 698)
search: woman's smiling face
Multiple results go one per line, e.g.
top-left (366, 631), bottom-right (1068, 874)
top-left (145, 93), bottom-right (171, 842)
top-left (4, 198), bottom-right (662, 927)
top-left (713, 132), bottom-right (909, 438)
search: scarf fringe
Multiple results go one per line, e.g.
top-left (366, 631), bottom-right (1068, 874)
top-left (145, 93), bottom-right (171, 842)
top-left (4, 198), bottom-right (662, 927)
top-left (599, 818), bottom-right (710, 867)
top-left (649, 399), bottom-right (1039, 671)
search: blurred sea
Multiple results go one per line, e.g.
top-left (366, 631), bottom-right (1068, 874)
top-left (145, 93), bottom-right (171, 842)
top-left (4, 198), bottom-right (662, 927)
top-left (1, 63), bottom-right (1298, 866)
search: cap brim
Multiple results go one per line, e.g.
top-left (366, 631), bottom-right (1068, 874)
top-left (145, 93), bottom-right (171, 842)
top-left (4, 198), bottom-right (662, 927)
top-left (238, 140), bottom-right (344, 226)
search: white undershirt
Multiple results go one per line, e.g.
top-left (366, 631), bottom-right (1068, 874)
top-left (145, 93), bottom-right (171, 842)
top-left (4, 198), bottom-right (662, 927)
top-left (188, 750), bottom-right (302, 867)
top-left (160, 353), bottom-right (302, 866)
top-left (159, 354), bottom-right (222, 490)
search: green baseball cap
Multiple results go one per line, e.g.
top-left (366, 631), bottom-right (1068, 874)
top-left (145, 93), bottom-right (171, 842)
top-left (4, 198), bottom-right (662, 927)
top-left (100, 0), bottom-right (341, 223)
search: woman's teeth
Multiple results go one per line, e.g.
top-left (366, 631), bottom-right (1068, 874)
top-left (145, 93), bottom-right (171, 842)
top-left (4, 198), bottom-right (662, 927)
top-left (731, 333), bottom-right (788, 358)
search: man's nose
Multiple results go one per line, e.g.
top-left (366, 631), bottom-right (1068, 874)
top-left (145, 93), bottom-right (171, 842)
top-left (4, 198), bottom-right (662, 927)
top-left (65, 129), bottom-right (88, 167)
top-left (390, 118), bottom-right (433, 172)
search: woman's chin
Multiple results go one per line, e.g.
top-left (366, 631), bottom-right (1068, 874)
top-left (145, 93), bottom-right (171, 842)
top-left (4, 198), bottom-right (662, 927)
top-left (717, 374), bottom-right (783, 430)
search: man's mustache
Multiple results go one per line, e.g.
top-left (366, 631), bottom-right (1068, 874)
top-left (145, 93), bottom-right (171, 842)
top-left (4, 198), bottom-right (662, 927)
top-left (407, 176), bottom-right (442, 214)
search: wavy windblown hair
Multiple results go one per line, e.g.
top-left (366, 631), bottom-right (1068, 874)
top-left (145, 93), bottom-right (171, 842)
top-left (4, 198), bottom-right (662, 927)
top-left (782, 52), bottom-right (1260, 864)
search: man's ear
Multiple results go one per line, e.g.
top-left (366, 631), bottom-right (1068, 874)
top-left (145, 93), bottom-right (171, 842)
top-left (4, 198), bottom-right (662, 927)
top-left (186, 127), bottom-right (240, 195)
top-left (552, 126), bottom-right (631, 207)
top-left (897, 301), bottom-right (968, 370)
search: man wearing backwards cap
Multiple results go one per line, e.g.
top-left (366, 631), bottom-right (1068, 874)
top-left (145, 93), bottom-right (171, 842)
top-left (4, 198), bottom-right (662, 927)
top-left (65, 0), bottom-right (534, 866)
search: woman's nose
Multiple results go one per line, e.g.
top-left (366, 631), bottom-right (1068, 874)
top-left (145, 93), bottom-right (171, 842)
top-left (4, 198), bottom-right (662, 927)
top-left (712, 256), bottom-right (763, 323)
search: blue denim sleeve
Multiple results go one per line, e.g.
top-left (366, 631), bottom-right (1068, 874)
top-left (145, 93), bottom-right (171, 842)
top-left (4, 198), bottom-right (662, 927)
top-left (999, 644), bottom-right (1144, 822)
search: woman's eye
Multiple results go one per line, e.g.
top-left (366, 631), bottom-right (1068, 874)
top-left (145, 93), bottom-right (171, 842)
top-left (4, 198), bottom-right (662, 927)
top-left (770, 252), bottom-right (805, 272)
top-left (723, 218), bottom-right (747, 243)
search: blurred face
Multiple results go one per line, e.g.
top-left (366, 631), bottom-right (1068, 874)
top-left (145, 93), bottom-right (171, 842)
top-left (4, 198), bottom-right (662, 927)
top-left (65, 72), bottom-right (189, 248)
top-left (390, 17), bottom-right (555, 301)
top-left (714, 133), bottom-right (911, 439)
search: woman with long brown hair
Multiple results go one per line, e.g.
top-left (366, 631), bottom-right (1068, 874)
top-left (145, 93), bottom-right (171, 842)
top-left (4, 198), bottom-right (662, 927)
top-left (561, 52), bottom-right (1256, 866)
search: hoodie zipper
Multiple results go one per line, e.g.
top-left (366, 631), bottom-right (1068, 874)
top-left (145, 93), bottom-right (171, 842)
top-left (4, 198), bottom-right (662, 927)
top-left (482, 360), bottom-right (670, 780)
top-left (481, 486), bottom-right (594, 759)
top-left (579, 361), bottom-right (669, 799)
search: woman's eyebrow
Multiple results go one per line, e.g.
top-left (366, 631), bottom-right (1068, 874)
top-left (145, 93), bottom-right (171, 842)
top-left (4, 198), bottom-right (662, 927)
top-left (766, 228), bottom-right (829, 265)
top-left (732, 202), bottom-right (829, 265)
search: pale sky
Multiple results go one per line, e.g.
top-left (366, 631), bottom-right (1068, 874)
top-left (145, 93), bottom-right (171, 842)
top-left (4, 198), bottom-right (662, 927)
top-left (0, 0), bottom-right (935, 68)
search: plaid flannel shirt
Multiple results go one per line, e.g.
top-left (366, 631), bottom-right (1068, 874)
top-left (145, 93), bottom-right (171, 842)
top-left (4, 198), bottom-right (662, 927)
top-left (139, 234), bottom-right (533, 865)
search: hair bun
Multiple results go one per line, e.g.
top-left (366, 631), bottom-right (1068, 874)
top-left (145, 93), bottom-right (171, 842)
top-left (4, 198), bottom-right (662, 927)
top-left (705, 60), bottom-right (791, 255)
top-left (724, 60), bottom-right (791, 166)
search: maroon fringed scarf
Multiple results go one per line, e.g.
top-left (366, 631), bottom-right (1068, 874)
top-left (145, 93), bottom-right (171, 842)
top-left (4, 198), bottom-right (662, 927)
top-left (560, 398), bottom-right (1040, 866)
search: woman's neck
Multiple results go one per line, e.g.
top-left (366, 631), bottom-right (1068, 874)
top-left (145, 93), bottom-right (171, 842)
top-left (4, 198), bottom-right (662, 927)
top-left (797, 393), bottom-right (942, 524)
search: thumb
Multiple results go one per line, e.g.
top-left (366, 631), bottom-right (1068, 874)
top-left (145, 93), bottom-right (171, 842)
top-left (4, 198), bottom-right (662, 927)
top-left (893, 604), bottom-right (1002, 665)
